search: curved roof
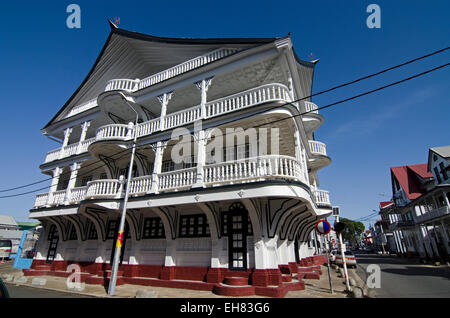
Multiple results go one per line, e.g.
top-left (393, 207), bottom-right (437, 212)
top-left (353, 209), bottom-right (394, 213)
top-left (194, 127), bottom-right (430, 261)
top-left (42, 21), bottom-right (285, 130)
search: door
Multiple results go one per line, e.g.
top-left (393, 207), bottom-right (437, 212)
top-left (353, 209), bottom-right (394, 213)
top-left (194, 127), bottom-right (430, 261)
top-left (46, 225), bottom-right (59, 263)
top-left (227, 203), bottom-right (248, 271)
top-left (110, 220), bottom-right (130, 266)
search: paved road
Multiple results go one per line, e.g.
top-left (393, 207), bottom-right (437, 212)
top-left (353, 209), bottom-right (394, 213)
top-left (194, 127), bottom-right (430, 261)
top-left (4, 283), bottom-right (93, 298)
top-left (354, 252), bottom-right (450, 298)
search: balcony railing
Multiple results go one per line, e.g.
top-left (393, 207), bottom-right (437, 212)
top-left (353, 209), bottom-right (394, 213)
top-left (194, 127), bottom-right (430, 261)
top-left (309, 140), bottom-right (327, 156)
top-left (415, 206), bottom-right (450, 224)
top-left (304, 101), bottom-right (319, 114)
top-left (34, 155), bottom-right (318, 208)
top-left (65, 98), bottom-right (98, 118)
top-left (105, 78), bottom-right (140, 92)
top-left (203, 155), bottom-right (301, 185)
top-left (44, 137), bottom-right (96, 164)
top-left (45, 83), bottom-right (292, 165)
top-left (314, 189), bottom-right (331, 207)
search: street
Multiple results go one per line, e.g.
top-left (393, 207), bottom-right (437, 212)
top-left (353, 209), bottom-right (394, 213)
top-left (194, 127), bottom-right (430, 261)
top-left (4, 283), bottom-right (93, 298)
top-left (354, 252), bottom-right (450, 298)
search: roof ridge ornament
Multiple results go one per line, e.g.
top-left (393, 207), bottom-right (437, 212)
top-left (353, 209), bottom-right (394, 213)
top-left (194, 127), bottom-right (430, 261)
top-left (108, 19), bottom-right (119, 29)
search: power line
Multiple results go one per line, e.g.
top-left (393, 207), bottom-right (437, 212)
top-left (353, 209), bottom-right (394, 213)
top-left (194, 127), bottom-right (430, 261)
top-left (0, 47), bottom-right (448, 195)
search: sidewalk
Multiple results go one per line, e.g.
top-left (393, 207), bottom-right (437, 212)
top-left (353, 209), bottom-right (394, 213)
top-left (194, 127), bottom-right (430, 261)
top-left (0, 260), bottom-right (350, 298)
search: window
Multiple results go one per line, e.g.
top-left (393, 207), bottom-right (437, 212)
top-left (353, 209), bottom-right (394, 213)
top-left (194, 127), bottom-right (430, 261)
top-left (223, 144), bottom-right (251, 162)
top-left (143, 218), bottom-right (165, 239)
top-left (221, 212), bottom-right (253, 236)
top-left (68, 224), bottom-right (77, 240)
top-left (162, 160), bottom-right (175, 173)
top-left (439, 162), bottom-right (448, 180)
top-left (87, 221), bottom-right (98, 240)
top-left (60, 179), bottom-right (69, 190)
top-left (100, 173), bottom-right (107, 180)
top-left (434, 167), bottom-right (442, 183)
top-left (106, 220), bottom-right (118, 240)
top-left (179, 214), bottom-right (210, 237)
top-left (81, 175), bottom-right (93, 186)
top-left (47, 224), bottom-right (57, 240)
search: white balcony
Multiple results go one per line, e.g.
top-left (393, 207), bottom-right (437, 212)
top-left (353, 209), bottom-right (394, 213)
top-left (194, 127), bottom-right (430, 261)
top-left (44, 83), bottom-right (292, 165)
top-left (304, 101), bottom-right (319, 114)
top-left (309, 140), bottom-right (327, 156)
top-left (65, 98), bottom-right (98, 118)
top-left (203, 155), bottom-right (302, 185)
top-left (34, 155), bottom-right (314, 208)
top-left (415, 206), bottom-right (450, 224)
top-left (104, 48), bottom-right (239, 94)
top-left (314, 189), bottom-right (331, 207)
top-left (43, 137), bottom-right (96, 164)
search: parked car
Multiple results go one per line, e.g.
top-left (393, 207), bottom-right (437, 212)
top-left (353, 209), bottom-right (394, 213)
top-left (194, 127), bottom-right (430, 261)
top-left (335, 250), bottom-right (357, 268)
top-left (0, 240), bottom-right (12, 260)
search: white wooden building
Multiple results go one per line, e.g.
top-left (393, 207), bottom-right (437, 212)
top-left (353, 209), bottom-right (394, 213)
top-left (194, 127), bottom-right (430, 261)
top-left (25, 23), bottom-right (332, 297)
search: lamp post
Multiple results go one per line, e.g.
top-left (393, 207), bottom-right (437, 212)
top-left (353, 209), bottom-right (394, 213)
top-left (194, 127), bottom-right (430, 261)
top-left (108, 93), bottom-right (139, 296)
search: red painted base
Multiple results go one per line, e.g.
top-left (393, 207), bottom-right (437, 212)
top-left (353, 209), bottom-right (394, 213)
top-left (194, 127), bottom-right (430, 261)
top-left (24, 258), bottom-right (316, 297)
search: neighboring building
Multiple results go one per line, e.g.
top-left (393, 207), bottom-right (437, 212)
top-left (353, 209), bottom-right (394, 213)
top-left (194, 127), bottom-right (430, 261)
top-left (25, 23), bottom-right (332, 296)
top-left (380, 146), bottom-right (450, 262)
top-left (0, 215), bottom-right (24, 256)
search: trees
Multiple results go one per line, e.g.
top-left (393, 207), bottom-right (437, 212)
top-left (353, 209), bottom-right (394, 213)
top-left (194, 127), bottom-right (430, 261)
top-left (339, 218), bottom-right (365, 246)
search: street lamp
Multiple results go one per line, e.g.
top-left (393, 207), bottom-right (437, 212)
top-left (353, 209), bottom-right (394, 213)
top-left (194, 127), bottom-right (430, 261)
top-left (108, 93), bottom-right (139, 296)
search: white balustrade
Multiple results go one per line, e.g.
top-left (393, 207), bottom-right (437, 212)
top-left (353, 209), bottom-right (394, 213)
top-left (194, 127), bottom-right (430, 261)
top-left (314, 189), bottom-right (331, 206)
top-left (68, 186), bottom-right (87, 203)
top-left (96, 124), bottom-right (132, 142)
top-left (203, 155), bottom-right (301, 185)
top-left (61, 143), bottom-right (79, 158)
top-left (78, 137), bottom-right (96, 153)
top-left (158, 168), bottom-right (197, 191)
top-left (304, 101), bottom-right (319, 114)
top-left (164, 105), bottom-right (202, 130)
top-left (105, 78), bottom-right (140, 92)
top-left (34, 193), bottom-right (49, 208)
top-left (205, 83), bottom-right (291, 118)
top-left (309, 140), bottom-right (327, 156)
top-left (50, 190), bottom-right (67, 206)
top-left (44, 148), bottom-right (61, 163)
top-left (129, 176), bottom-right (152, 195)
top-left (138, 48), bottom-right (239, 91)
top-left (86, 179), bottom-right (123, 199)
top-left (415, 206), bottom-right (450, 224)
top-left (136, 118), bottom-right (160, 138)
top-left (65, 98), bottom-right (98, 118)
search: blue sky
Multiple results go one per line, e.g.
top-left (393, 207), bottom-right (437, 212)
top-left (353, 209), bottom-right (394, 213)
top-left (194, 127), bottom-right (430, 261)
top-left (0, 1), bottom-right (448, 227)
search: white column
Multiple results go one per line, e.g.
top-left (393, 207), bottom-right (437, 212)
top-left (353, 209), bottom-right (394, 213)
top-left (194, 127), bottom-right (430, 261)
top-left (151, 141), bottom-right (165, 194)
top-left (65, 162), bottom-right (80, 204)
top-left (195, 77), bottom-right (213, 119)
top-left (423, 225), bottom-right (439, 258)
top-left (194, 130), bottom-right (206, 187)
top-left (157, 92), bottom-right (173, 131)
top-left (77, 121), bottom-right (90, 154)
top-left (60, 127), bottom-right (72, 159)
top-left (47, 167), bottom-right (62, 206)
top-left (440, 219), bottom-right (450, 254)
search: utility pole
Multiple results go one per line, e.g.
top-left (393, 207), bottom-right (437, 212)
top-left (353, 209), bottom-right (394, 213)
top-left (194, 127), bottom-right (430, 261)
top-left (108, 94), bottom-right (139, 296)
top-left (332, 206), bottom-right (351, 292)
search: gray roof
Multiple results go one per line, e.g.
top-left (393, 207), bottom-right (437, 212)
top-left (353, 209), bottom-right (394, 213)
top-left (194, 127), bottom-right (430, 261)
top-left (430, 146), bottom-right (450, 159)
top-left (0, 215), bottom-right (18, 226)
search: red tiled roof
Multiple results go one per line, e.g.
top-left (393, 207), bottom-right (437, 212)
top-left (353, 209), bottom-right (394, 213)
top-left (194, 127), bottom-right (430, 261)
top-left (379, 201), bottom-right (393, 209)
top-left (391, 164), bottom-right (429, 200)
top-left (407, 164), bottom-right (433, 179)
